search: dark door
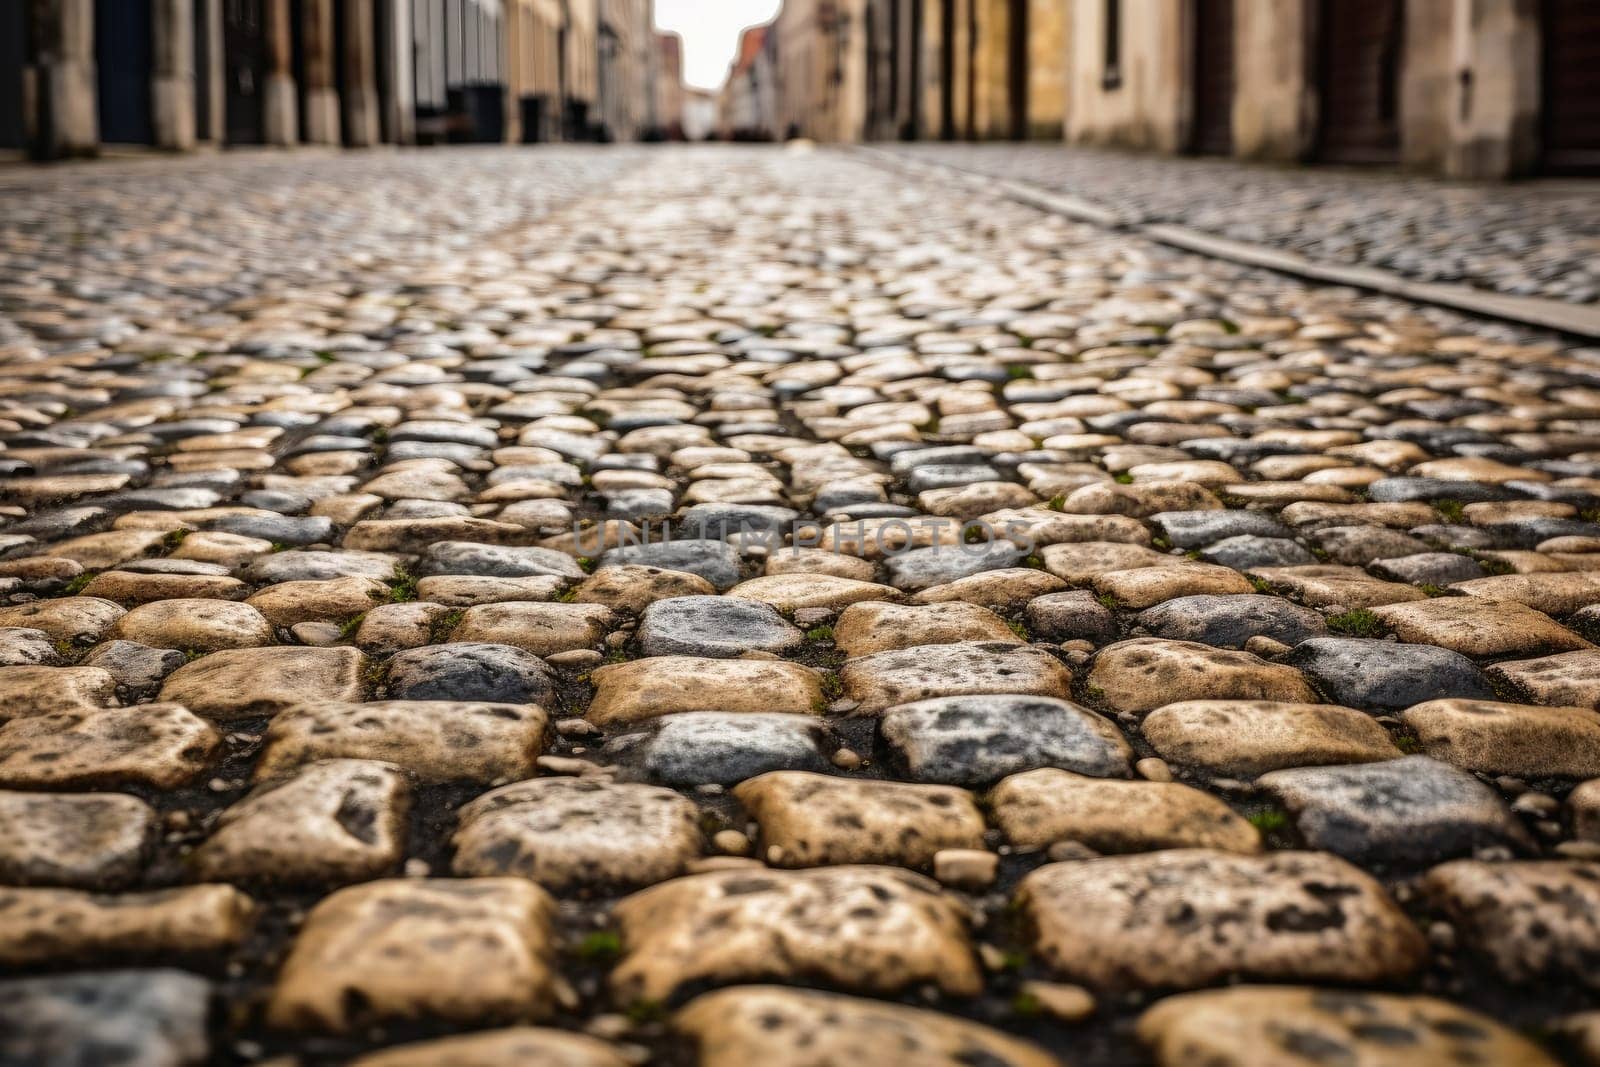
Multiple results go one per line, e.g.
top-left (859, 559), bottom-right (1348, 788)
top-left (224, 0), bottom-right (265, 143)
top-left (1190, 0), bottom-right (1233, 154)
top-left (1317, 0), bottom-right (1402, 164)
top-left (902, 0), bottom-right (921, 139)
top-left (96, 0), bottom-right (155, 144)
top-left (374, 0), bottom-right (395, 142)
top-left (0, 0), bottom-right (27, 149)
top-left (290, 0), bottom-right (307, 138)
top-left (193, 0), bottom-right (212, 139)
top-left (521, 94), bottom-right (544, 142)
top-left (1006, 0), bottom-right (1026, 138)
top-left (1541, 0), bottom-right (1600, 174)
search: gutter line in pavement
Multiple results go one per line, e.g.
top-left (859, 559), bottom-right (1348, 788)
top-left (854, 145), bottom-right (1600, 341)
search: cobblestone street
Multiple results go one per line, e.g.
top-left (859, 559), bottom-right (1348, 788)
top-left (885, 143), bottom-right (1600, 305)
top-left (6, 145), bottom-right (1600, 1066)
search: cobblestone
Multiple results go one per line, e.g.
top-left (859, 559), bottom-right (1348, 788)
top-left (884, 144), bottom-right (1600, 304)
top-left (3, 144), bottom-right (1600, 1062)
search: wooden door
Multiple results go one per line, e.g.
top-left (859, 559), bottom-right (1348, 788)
top-left (1541, 0), bottom-right (1600, 174)
top-left (1190, 0), bottom-right (1233, 155)
top-left (1317, 0), bottom-right (1402, 164)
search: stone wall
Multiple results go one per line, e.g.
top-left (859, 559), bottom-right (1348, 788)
top-left (1026, 0), bottom-right (1066, 138)
top-left (1232, 0), bottom-right (1313, 161)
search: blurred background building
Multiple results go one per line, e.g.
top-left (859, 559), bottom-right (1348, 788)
top-left (3, 0), bottom-right (1594, 175)
top-left (1, 0), bottom-right (664, 156)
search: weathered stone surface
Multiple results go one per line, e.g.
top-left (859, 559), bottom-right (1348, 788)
top-left (245, 577), bottom-right (391, 627)
top-left (191, 760), bottom-right (409, 886)
top-left (1024, 589), bottom-right (1119, 643)
top-left (256, 701), bottom-right (548, 783)
top-left (0, 627), bottom-right (59, 667)
top-left (1061, 481), bottom-right (1221, 518)
top-left (676, 987), bottom-right (1061, 1067)
top-left (449, 602), bottom-right (615, 657)
top-left (884, 542), bottom-right (1026, 592)
top-left (842, 643), bottom-right (1072, 714)
top-left (243, 550), bottom-right (396, 584)
top-left (413, 574), bottom-right (567, 606)
top-left (879, 694), bottom-right (1130, 785)
top-left (573, 565), bottom-right (718, 614)
top-left (588, 656), bottom-right (824, 726)
top-left (1137, 986), bottom-right (1558, 1067)
top-left (107, 598), bottom-right (274, 651)
top-left (267, 878), bottom-right (560, 1030)
top-left (81, 641), bottom-right (188, 696)
top-left (1250, 565), bottom-right (1428, 608)
top-left (735, 771), bottom-right (985, 868)
top-left (159, 646), bottom-right (366, 719)
top-left (1259, 756), bottom-right (1530, 866)
top-left (638, 595), bottom-right (803, 657)
top-left (1017, 850), bottom-right (1426, 990)
top-left (1141, 700), bottom-right (1400, 776)
top-left (0, 969), bottom-right (214, 1067)
top-left (1087, 639), bottom-right (1317, 716)
top-left (1092, 562), bottom-right (1255, 609)
top-left (1425, 860), bottom-right (1600, 989)
top-left (727, 573), bottom-right (903, 612)
top-left (0, 704), bottom-right (219, 789)
top-left (622, 711), bottom-right (833, 786)
top-left (420, 541), bottom-right (586, 580)
top-left (609, 866), bottom-right (981, 1003)
top-left (1400, 699), bottom-right (1600, 778)
top-left (600, 540), bottom-right (743, 590)
top-left (1136, 595), bottom-right (1326, 649)
top-left (1284, 638), bottom-right (1494, 709)
top-left (0, 598), bottom-right (125, 643)
top-left (1452, 572), bottom-right (1600, 615)
top-left (0, 884), bottom-right (254, 966)
top-left (1370, 596), bottom-right (1590, 657)
top-left (8, 136), bottom-right (1600, 1056)
top-left (0, 665), bottom-right (118, 720)
top-left (384, 642), bottom-right (555, 705)
top-left (1039, 541), bottom-right (1172, 583)
top-left (1151, 509), bottom-right (1293, 548)
top-left (0, 792), bottom-right (157, 889)
top-left (832, 600), bottom-right (1018, 656)
top-left (1489, 650), bottom-right (1600, 709)
top-left (354, 601), bottom-right (453, 655)
top-left (990, 768), bottom-right (1260, 854)
top-left (350, 1028), bottom-right (632, 1067)
top-left (453, 777), bottom-right (701, 892)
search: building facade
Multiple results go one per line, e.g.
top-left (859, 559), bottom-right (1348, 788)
top-left (3, 0), bottom-right (658, 158)
top-left (505, 0), bottom-right (563, 142)
top-left (805, 0), bottom-right (1599, 178)
top-left (682, 85), bottom-right (715, 141)
top-left (3, 0), bottom-right (419, 158)
top-left (654, 30), bottom-right (682, 139)
top-left (718, 23), bottom-right (776, 141)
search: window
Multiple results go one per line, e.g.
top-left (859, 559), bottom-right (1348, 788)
top-left (1103, 0), bottom-right (1122, 90)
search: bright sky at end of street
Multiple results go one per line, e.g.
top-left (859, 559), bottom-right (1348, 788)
top-left (654, 0), bottom-right (782, 92)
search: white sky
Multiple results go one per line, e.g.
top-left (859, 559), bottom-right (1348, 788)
top-left (655, 0), bottom-right (783, 91)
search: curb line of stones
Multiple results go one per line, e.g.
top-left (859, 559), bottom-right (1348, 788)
top-left (852, 144), bottom-right (1600, 342)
